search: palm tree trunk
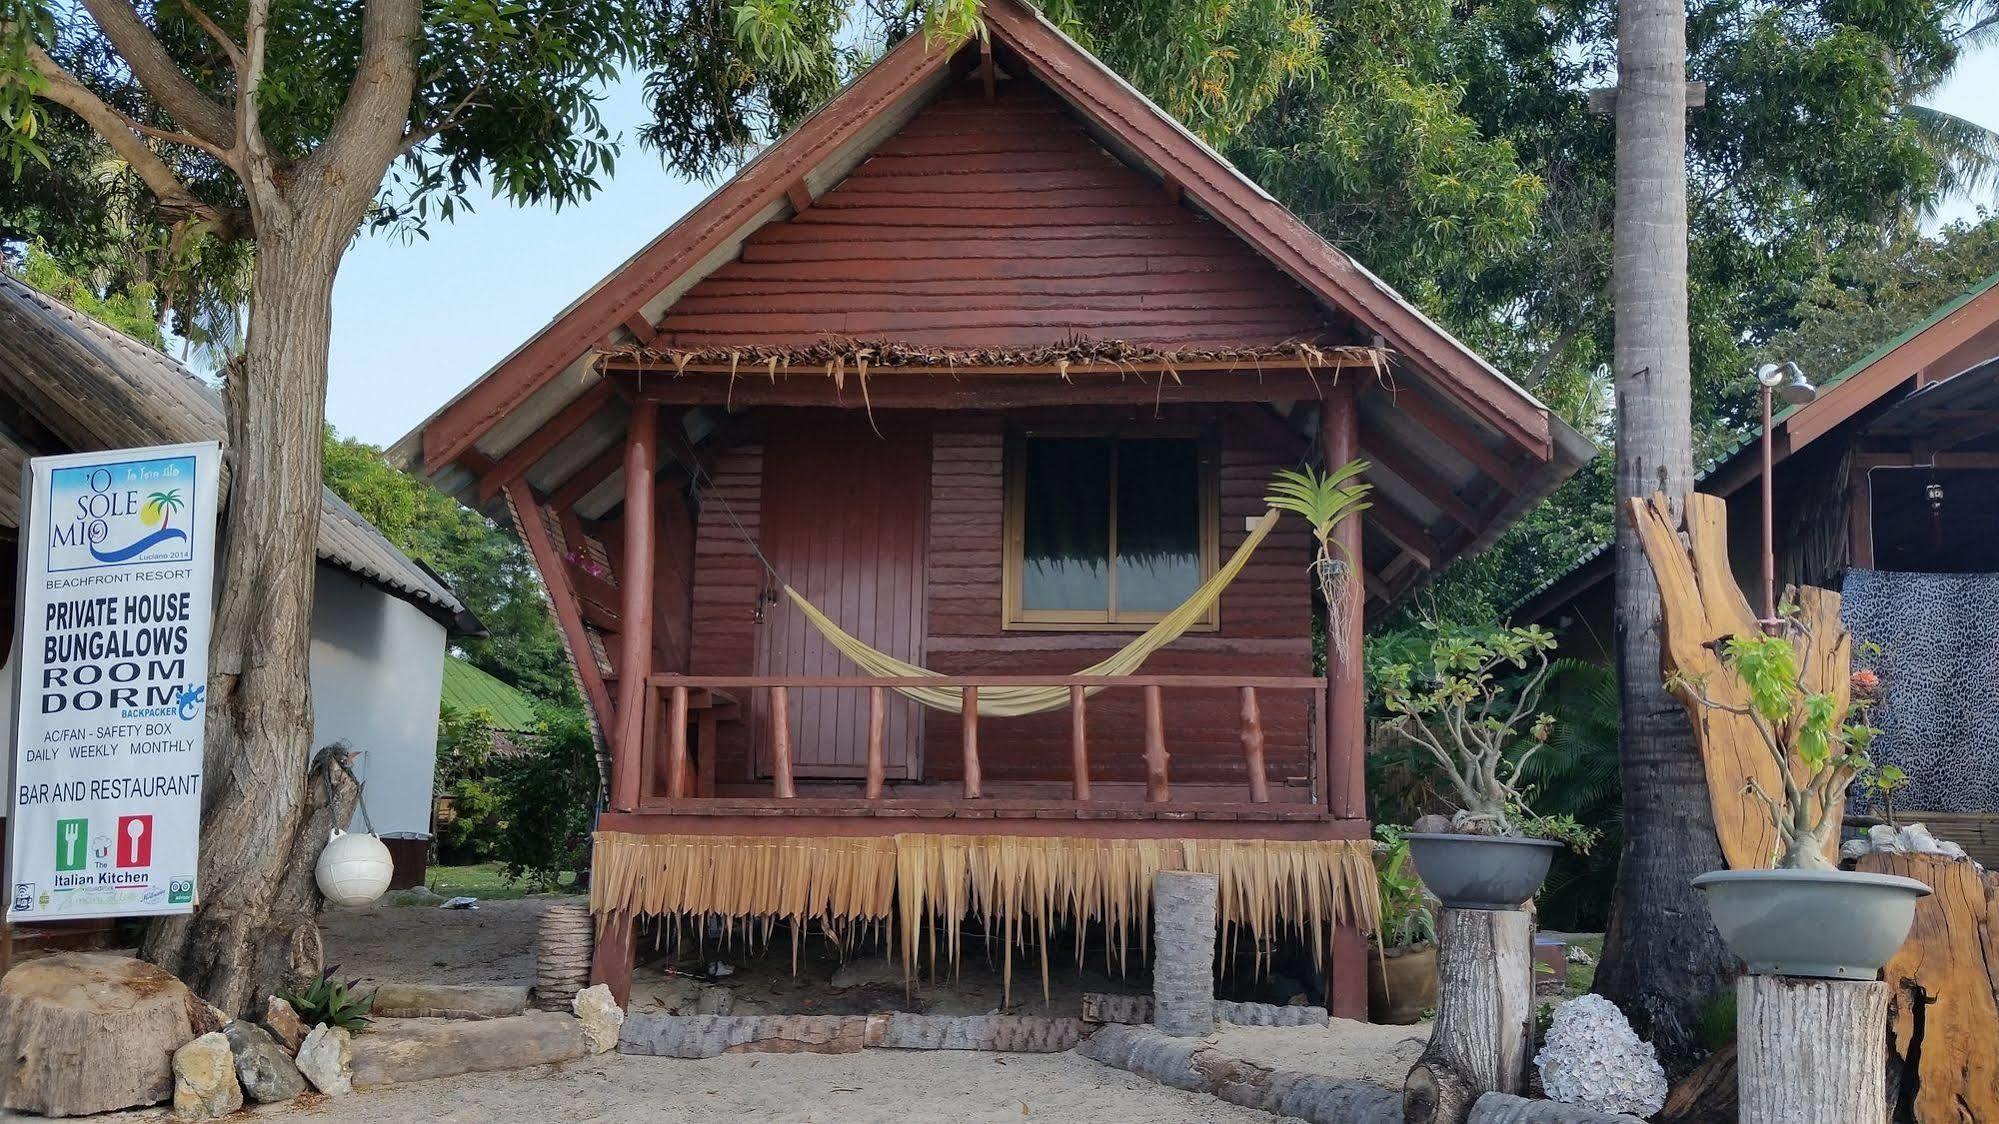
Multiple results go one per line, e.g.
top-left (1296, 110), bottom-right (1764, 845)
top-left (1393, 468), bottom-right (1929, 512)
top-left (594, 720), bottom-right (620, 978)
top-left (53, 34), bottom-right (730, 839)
top-left (1593, 0), bottom-right (1735, 1072)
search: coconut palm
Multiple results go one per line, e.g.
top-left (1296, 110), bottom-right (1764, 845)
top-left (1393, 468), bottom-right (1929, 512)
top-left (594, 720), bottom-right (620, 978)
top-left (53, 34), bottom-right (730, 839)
top-left (147, 489), bottom-right (183, 530)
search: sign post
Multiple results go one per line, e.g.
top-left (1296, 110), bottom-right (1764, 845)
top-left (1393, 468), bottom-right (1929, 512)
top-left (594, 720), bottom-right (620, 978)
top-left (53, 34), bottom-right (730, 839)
top-left (5, 442), bottom-right (221, 925)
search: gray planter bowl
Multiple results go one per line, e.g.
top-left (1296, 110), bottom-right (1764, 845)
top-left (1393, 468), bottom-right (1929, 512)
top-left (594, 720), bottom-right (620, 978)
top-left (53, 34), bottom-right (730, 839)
top-left (1692, 868), bottom-right (1932, 979)
top-left (1406, 832), bottom-right (1562, 910)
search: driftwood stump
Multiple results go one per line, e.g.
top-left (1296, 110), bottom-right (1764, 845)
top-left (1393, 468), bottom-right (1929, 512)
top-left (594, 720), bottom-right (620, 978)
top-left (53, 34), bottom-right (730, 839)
top-left (0, 952), bottom-right (203, 1116)
top-left (1857, 852), bottom-right (1999, 1121)
top-left (1737, 975), bottom-right (1888, 1124)
top-left (1405, 908), bottom-right (1534, 1124)
top-left (1153, 870), bottom-right (1219, 1037)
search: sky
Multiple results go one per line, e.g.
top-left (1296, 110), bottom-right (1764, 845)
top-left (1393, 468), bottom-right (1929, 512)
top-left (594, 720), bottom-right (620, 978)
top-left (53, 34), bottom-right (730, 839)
top-left (323, 51), bottom-right (1999, 449)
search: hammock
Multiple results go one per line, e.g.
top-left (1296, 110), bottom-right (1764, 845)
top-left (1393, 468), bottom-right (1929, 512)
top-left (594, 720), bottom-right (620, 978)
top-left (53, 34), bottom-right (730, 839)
top-left (782, 509), bottom-right (1283, 717)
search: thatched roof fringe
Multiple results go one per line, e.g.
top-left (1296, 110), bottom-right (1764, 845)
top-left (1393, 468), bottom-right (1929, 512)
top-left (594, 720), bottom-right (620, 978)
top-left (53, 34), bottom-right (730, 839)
top-left (594, 336), bottom-right (1391, 377)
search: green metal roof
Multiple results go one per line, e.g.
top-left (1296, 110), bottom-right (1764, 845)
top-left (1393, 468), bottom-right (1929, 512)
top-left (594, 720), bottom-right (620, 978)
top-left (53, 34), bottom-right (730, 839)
top-left (439, 655), bottom-right (541, 731)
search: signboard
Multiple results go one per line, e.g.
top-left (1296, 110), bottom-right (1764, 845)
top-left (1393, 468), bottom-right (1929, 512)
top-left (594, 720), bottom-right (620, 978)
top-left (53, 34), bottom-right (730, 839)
top-left (5, 442), bottom-right (221, 922)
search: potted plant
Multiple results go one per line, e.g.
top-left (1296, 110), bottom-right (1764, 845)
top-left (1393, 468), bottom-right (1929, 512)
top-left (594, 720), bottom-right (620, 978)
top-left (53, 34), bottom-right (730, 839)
top-left (1680, 623), bottom-right (1930, 979)
top-left (1374, 620), bottom-right (1598, 909)
top-left (1369, 826), bottom-right (1438, 1024)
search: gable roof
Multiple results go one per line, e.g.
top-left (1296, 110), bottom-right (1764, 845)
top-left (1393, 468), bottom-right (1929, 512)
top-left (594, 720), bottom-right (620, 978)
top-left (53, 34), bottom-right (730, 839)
top-left (1513, 270), bottom-right (1999, 621)
top-left (0, 272), bottom-right (476, 633)
top-left (392, 0), bottom-right (1591, 595)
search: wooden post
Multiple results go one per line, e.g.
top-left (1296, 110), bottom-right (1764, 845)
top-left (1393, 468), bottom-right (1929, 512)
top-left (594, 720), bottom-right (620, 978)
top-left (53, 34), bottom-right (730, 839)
top-left (611, 402), bottom-right (659, 813)
top-left (769, 686), bottom-right (796, 798)
top-left (865, 687), bottom-right (886, 799)
top-left (590, 909), bottom-right (636, 1007)
top-left (1152, 871), bottom-right (1218, 1037)
top-left (1069, 685), bottom-right (1091, 801)
top-left (1405, 907), bottom-right (1534, 1124)
top-left (1737, 975), bottom-right (1888, 1124)
top-left (1329, 923), bottom-right (1368, 1022)
top-left (1143, 684), bottom-right (1169, 803)
top-left (1321, 387), bottom-right (1366, 818)
top-left (1239, 686), bottom-right (1268, 803)
top-left (961, 686), bottom-right (982, 799)
top-left (665, 684), bottom-right (690, 799)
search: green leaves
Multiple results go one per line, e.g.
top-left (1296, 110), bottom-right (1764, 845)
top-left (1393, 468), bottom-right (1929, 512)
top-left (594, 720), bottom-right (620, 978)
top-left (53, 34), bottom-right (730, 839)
top-left (1264, 461), bottom-right (1372, 546)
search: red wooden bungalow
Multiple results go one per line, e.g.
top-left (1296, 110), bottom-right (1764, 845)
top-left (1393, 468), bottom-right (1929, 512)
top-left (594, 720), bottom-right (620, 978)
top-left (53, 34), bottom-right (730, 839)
top-left (394, 0), bottom-right (1591, 1012)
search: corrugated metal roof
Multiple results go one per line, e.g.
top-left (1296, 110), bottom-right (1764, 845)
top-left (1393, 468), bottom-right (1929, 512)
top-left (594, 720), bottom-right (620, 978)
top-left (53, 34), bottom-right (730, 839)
top-left (0, 272), bottom-right (471, 630)
top-left (1510, 269), bottom-right (1999, 617)
top-left (440, 654), bottom-right (540, 730)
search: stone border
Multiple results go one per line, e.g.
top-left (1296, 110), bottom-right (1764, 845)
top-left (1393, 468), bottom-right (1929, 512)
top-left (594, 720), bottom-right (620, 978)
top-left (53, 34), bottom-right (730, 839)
top-left (619, 1013), bottom-right (1089, 1058)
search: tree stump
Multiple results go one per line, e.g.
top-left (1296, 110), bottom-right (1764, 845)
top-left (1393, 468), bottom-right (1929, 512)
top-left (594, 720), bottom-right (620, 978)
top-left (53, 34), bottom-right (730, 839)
top-left (0, 951), bottom-right (201, 1116)
top-left (1405, 907), bottom-right (1533, 1124)
top-left (1737, 975), bottom-right (1888, 1124)
top-left (1857, 852), bottom-right (1999, 1122)
top-left (1152, 870), bottom-right (1219, 1037)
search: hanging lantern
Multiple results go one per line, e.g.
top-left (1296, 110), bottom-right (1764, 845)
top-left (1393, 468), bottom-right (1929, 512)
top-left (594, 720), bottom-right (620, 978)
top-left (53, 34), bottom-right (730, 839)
top-left (315, 829), bottom-right (394, 906)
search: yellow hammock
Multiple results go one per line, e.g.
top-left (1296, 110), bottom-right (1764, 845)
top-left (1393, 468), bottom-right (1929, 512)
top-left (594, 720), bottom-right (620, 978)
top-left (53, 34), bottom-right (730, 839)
top-left (782, 508), bottom-right (1283, 717)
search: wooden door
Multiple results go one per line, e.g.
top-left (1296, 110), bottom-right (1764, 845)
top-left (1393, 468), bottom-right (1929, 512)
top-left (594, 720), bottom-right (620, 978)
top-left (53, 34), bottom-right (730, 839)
top-left (753, 410), bottom-right (929, 779)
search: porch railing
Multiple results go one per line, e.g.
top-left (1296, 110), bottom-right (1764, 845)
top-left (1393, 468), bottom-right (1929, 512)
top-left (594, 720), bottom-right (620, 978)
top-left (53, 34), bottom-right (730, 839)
top-left (640, 673), bottom-right (1326, 806)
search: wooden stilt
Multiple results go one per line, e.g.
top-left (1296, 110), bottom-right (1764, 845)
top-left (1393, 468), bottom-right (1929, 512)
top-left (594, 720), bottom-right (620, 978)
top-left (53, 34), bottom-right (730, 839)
top-left (611, 403), bottom-right (659, 812)
top-left (589, 909), bottom-right (636, 1007)
top-left (865, 687), bottom-right (886, 799)
top-left (1738, 975), bottom-right (1888, 1124)
top-left (1329, 921), bottom-right (1368, 1022)
top-left (769, 687), bottom-right (796, 798)
top-left (961, 686), bottom-right (982, 799)
top-left (1405, 907), bottom-right (1534, 1124)
top-left (1143, 685), bottom-right (1169, 803)
top-left (1239, 686), bottom-right (1268, 803)
top-left (1152, 871), bottom-right (1218, 1037)
top-left (1069, 686), bottom-right (1090, 801)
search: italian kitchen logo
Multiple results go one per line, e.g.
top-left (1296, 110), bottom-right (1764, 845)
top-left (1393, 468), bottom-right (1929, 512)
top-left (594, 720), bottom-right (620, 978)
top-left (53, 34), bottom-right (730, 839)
top-left (49, 814), bottom-right (156, 890)
top-left (46, 456), bottom-right (198, 572)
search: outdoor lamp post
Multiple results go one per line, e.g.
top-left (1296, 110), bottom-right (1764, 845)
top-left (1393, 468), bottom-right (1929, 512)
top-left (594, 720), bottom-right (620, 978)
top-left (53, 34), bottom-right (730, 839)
top-left (1755, 362), bottom-right (1818, 633)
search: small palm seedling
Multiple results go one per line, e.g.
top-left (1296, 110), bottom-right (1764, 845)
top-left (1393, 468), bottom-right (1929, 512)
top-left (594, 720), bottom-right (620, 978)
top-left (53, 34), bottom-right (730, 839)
top-left (1265, 462), bottom-right (1371, 662)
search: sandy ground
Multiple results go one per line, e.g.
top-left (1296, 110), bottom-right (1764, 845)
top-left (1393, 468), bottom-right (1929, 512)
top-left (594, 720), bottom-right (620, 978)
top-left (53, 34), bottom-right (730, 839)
top-left (98, 1051), bottom-right (1276, 1123)
top-left (82, 895), bottom-right (1423, 1123)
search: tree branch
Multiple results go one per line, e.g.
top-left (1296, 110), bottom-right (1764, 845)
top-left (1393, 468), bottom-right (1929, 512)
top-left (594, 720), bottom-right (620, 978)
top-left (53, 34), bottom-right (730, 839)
top-left (303, 0), bottom-right (421, 189)
top-left (173, 0), bottom-right (246, 71)
top-left (77, 0), bottom-right (236, 147)
top-left (27, 46), bottom-right (243, 237)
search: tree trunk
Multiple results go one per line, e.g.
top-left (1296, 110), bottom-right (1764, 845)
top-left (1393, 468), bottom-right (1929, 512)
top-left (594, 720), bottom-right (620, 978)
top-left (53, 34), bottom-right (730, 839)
top-left (1595, 0), bottom-right (1733, 1072)
top-left (1737, 975), bottom-right (1889, 1124)
top-left (140, 215), bottom-right (359, 1015)
top-left (1405, 908), bottom-right (1534, 1124)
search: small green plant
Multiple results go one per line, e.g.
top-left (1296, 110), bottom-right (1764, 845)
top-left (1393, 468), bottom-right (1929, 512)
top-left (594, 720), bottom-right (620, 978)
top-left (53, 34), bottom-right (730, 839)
top-left (279, 966), bottom-right (374, 1032)
top-left (1373, 825), bottom-right (1436, 950)
top-left (1697, 989), bottom-right (1738, 1051)
top-left (1373, 617), bottom-right (1600, 850)
top-left (1669, 614), bottom-right (1883, 870)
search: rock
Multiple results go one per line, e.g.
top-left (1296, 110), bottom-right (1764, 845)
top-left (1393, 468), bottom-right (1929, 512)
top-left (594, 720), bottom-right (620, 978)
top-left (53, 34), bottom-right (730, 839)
top-left (295, 1024), bottom-right (354, 1096)
top-left (225, 1020), bottom-right (307, 1103)
top-left (1412, 813), bottom-right (1454, 835)
top-left (262, 995), bottom-right (308, 1054)
top-left (574, 983), bottom-right (626, 1054)
top-left (1565, 945), bottom-right (1595, 966)
top-left (1868, 824), bottom-right (1906, 853)
top-left (0, 951), bottom-right (204, 1117)
top-left (172, 1032), bottom-right (243, 1121)
top-left (695, 987), bottom-right (734, 1016)
top-left (1533, 995), bottom-right (1668, 1117)
top-left (1842, 837), bottom-right (1871, 861)
top-left (830, 957), bottom-right (903, 990)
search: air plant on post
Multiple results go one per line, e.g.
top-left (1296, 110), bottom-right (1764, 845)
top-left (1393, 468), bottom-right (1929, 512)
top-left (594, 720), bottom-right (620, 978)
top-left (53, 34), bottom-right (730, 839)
top-left (1680, 612), bottom-right (1931, 978)
top-left (1265, 462), bottom-right (1371, 665)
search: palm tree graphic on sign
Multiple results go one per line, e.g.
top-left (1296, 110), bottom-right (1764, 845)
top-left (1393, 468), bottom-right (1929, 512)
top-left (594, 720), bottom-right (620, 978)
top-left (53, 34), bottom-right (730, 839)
top-left (143, 489), bottom-right (184, 529)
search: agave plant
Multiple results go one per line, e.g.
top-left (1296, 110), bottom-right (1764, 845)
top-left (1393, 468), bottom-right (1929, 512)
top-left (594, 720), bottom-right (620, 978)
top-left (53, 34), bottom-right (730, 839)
top-left (278, 965), bottom-right (375, 1032)
top-left (1266, 462), bottom-right (1371, 662)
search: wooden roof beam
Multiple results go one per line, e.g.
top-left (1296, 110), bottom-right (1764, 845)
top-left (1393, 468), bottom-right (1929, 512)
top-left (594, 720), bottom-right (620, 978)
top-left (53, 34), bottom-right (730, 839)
top-left (476, 380), bottom-right (618, 502)
top-left (1360, 439), bottom-right (1481, 531)
top-left (620, 369), bottom-right (1342, 409)
top-left (550, 441), bottom-right (626, 512)
top-left (1366, 500), bottom-right (1439, 570)
top-left (1367, 383), bottom-right (1527, 494)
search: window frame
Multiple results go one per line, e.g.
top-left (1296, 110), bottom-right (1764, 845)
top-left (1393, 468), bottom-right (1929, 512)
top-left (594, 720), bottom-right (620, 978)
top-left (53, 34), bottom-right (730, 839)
top-left (1000, 424), bottom-right (1221, 632)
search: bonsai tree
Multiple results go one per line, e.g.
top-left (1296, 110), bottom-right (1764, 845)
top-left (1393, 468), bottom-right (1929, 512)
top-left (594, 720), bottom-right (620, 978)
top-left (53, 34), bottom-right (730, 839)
top-left (1265, 463), bottom-right (1371, 663)
top-left (1671, 620), bottom-right (1882, 870)
top-left (1373, 619), bottom-right (1596, 849)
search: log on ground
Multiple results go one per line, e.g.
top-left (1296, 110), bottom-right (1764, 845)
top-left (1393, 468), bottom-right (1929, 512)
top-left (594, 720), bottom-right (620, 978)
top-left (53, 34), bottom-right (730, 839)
top-left (367, 982), bottom-right (530, 1020)
top-left (347, 1011), bottom-right (588, 1089)
top-left (1076, 1022), bottom-right (1401, 1124)
top-left (619, 1013), bottom-right (876, 1058)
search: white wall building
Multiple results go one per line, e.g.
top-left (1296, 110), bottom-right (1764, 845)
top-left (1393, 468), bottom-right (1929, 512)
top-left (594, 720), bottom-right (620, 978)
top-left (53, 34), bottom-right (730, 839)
top-left (0, 273), bottom-right (474, 892)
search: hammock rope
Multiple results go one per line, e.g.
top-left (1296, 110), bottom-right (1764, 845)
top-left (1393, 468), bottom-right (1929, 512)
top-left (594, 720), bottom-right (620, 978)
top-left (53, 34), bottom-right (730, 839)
top-left (681, 435), bottom-right (1284, 717)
